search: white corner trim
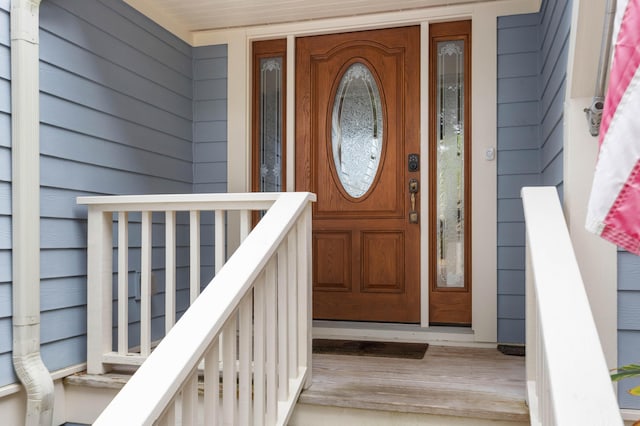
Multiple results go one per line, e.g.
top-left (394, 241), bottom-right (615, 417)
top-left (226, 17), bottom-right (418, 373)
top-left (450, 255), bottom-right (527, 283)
top-left (470, 6), bottom-right (499, 343)
top-left (122, 0), bottom-right (193, 44)
top-left (565, 0), bottom-right (607, 99)
top-left (420, 21), bottom-right (431, 328)
top-left (563, 97), bottom-right (618, 369)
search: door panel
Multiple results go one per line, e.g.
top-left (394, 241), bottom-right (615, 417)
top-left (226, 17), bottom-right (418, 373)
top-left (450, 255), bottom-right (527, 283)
top-left (296, 27), bottom-right (420, 323)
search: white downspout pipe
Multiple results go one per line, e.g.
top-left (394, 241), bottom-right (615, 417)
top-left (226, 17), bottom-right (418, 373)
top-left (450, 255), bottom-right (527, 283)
top-left (10, 1), bottom-right (55, 425)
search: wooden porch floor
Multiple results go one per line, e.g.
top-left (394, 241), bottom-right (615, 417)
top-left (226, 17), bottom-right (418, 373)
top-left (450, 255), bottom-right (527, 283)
top-left (298, 345), bottom-right (529, 423)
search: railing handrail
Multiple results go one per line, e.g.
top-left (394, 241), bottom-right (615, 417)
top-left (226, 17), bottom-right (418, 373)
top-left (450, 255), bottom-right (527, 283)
top-left (522, 187), bottom-right (622, 425)
top-left (93, 191), bottom-right (315, 425)
top-left (78, 192), bottom-right (285, 212)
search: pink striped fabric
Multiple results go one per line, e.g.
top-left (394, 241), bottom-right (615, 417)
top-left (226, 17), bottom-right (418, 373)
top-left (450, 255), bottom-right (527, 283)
top-left (586, 0), bottom-right (640, 255)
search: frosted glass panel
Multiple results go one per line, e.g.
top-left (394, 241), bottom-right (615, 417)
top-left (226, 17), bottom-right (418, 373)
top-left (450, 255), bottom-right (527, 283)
top-left (259, 57), bottom-right (283, 192)
top-left (436, 40), bottom-right (465, 288)
top-left (331, 63), bottom-right (384, 198)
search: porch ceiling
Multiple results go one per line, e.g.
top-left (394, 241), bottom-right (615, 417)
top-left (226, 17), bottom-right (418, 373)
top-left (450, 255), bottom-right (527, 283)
top-left (124, 0), bottom-right (489, 33)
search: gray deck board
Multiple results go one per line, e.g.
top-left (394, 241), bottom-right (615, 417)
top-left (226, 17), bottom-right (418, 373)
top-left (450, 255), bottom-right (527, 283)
top-left (300, 345), bottom-right (529, 422)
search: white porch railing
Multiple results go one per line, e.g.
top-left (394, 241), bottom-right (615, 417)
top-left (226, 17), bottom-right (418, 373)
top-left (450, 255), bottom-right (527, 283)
top-left (79, 192), bottom-right (315, 425)
top-left (522, 187), bottom-right (622, 425)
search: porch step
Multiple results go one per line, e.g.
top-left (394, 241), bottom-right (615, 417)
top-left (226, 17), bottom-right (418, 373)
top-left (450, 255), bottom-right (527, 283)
top-left (63, 346), bottom-right (529, 425)
top-left (291, 345), bottom-right (529, 425)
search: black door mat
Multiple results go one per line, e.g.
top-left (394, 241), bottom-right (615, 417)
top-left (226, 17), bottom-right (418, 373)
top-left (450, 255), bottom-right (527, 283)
top-left (312, 339), bottom-right (428, 359)
top-left (498, 344), bottom-right (525, 357)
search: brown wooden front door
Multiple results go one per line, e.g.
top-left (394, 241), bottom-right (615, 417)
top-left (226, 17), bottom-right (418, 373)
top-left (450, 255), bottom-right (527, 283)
top-left (296, 26), bottom-right (420, 323)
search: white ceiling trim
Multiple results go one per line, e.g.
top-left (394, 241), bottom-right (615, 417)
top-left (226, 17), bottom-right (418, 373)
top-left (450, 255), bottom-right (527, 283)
top-left (193, 0), bottom-right (541, 45)
top-left (123, 0), bottom-right (194, 44)
top-left (123, 0), bottom-right (541, 46)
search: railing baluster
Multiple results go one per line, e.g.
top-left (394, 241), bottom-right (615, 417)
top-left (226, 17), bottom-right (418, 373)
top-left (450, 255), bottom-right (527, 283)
top-left (265, 258), bottom-right (277, 424)
top-left (222, 314), bottom-right (237, 424)
top-left (117, 212), bottom-right (129, 355)
top-left (165, 211), bottom-right (176, 332)
top-left (215, 210), bottom-right (225, 274)
top-left (240, 209), bottom-right (251, 242)
top-left (204, 338), bottom-right (220, 425)
top-left (277, 244), bottom-right (289, 402)
top-left (287, 229), bottom-right (298, 378)
top-left (254, 273), bottom-right (266, 426)
top-left (157, 398), bottom-right (176, 426)
top-left (141, 211), bottom-right (152, 357)
top-left (182, 373), bottom-right (198, 426)
top-left (190, 210), bottom-right (201, 303)
top-left (239, 292), bottom-right (253, 425)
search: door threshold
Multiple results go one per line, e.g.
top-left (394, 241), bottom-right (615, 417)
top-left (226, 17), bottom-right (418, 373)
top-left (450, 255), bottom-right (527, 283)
top-left (313, 320), bottom-right (495, 348)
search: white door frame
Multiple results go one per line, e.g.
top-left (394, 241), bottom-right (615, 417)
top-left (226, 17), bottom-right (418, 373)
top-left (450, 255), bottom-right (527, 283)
top-left (194, 0), bottom-right (540, 343)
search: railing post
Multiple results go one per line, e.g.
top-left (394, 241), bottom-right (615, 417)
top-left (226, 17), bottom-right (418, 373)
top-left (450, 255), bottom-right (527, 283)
top-left (298, 204), bottom-right (313, 388)
top-left (522, 187), bottom-right (623, 425)
top-left (86, 208), bottom-right (113, 374)
top-left (525, 241), bottom-right (540, 424)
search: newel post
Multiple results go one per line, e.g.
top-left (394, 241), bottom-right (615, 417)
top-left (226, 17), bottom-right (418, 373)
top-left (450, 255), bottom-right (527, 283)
top-left (86, 207), bottom-right (113, 374)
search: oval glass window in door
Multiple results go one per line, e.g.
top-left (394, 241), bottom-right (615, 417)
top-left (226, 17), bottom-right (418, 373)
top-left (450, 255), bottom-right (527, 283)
top-left (331, 62), bottom-right (384, 198)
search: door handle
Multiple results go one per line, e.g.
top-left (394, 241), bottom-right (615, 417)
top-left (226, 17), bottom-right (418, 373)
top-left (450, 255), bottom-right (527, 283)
top-left (409, 179), bottom-right (419, 223)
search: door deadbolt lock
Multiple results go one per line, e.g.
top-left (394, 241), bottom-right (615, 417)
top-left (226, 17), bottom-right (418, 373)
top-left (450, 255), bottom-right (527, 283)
top-left (408, 153), bottom-right (419, 172)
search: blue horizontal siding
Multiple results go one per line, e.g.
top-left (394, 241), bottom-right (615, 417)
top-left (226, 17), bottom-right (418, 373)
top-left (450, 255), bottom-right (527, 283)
top-left (40, 94), bottom-right (192, 163)
top-left (0, 352), bottom-right (16, 387)
top-left (0, 216), bottom-right (9, 249)
top-left (0, 251), bottom-right (10, 282)
top-left (0, 318), bottom-right (10, 352)
top-left (0, 114), bottom-right (9, 147)
top-left (40, 2), bottom-right (192, 98)
top-left (497, 0), bottom-right (571, 344)
top-left (539, 0), bottom-right (569, 193)
top-left (41, 335), bottom-right (87, 373)
top-left (619, 251), bottom-right (640, 291)
top-left (40, 125), bottom-right (192, 183)
top-left (40, 64), bottom-right (192, 140)
top-left (498, 270), bottom-right (525, 295)
top-left (618, 330), bottom-right (640, 408)
top-left (496, 14), bottom-right (533, 341)
top-left (51, 0), bottom-right (192, 77)
top-left (0, 79), bottom-right (9, 114)
top-left (497, 52), bottom-right (538, 78)
top-left (41, 277), bottom-right (87, 311)
top-left (41, 187), bottom-right (99, 220)
top-left (497, 26), bottom-right (539, 54)
top-left (41, 156), bottom-right (191, 195)
top-left (0, 45), bottom-right (8, 80)
top-left (97, 0), bottom-right (190, 57)
top-left (498, 76), bottom-right (539, 103)
top-left (39, 31), bottom-right (192, 120)
top-left (619, 251), bottom-right (640, 409)
top-left (0, 0), bottom-right (198, 387)
top-left (193, 44), bottom-right (228, 195)
top-left (0, 283), bottom-right (9, 317)
top-left (0, 1), bottom-right (10, 387)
